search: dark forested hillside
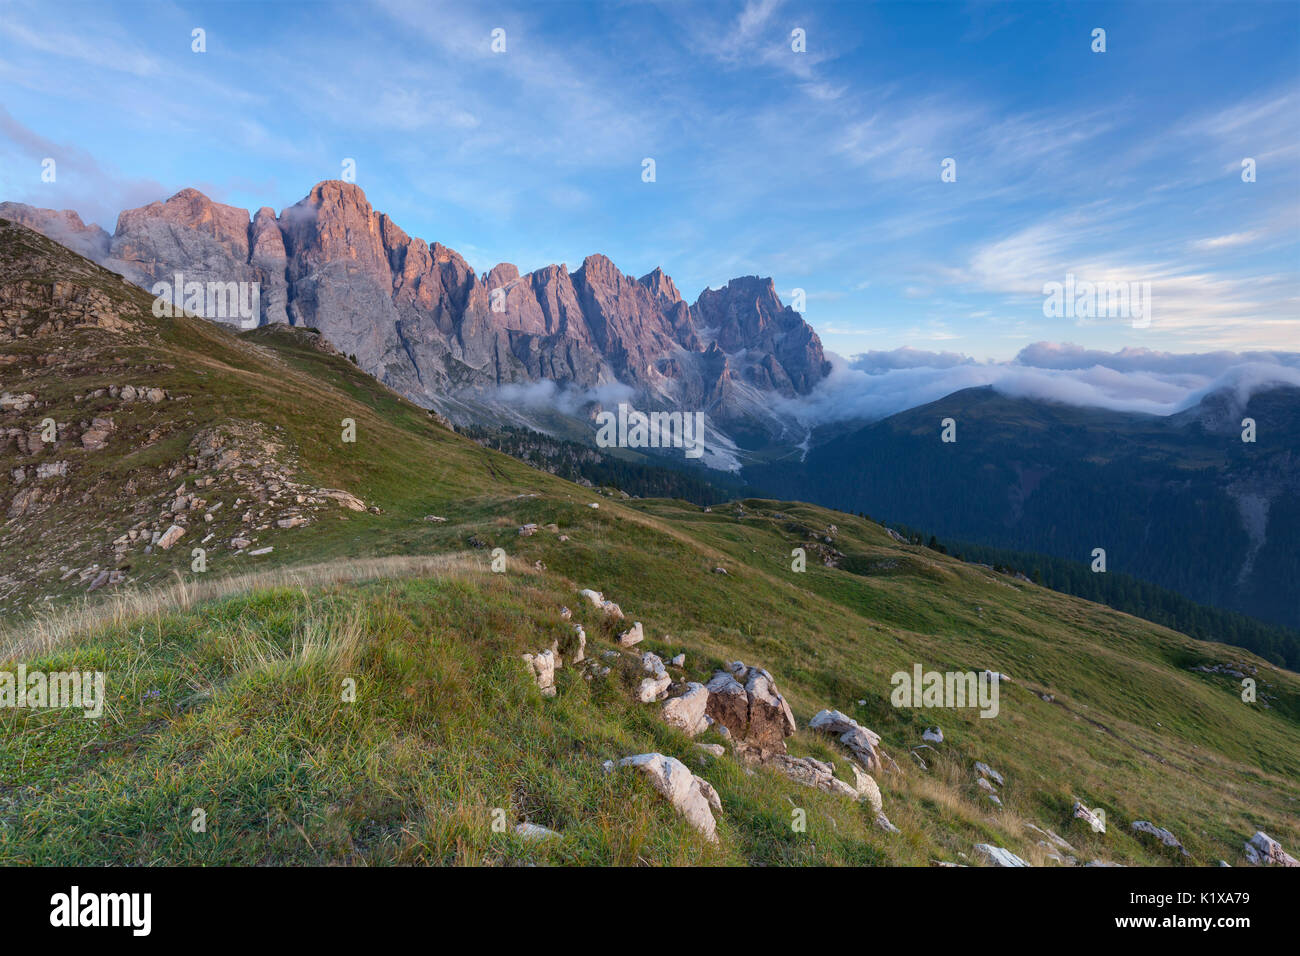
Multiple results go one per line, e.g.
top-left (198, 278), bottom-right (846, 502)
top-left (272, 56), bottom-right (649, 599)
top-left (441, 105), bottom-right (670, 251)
top-left (746, 385), bottom-right (1300, 634)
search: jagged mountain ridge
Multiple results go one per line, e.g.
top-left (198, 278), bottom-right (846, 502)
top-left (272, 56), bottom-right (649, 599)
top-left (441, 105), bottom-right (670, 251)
top-left (1, 184), bottom-right (829, 451)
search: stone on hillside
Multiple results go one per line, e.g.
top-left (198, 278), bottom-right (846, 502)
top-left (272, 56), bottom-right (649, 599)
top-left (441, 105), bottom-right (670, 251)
top-left (157, 524), bottom-right (185, 550)
top-left (849, 763), bottom-right (883, 814)
top-left (696, 743), bottom-right (726, 757)
top-left (559, 606), bottom-right (572, 620)
top-left (977, 777), bottom-right (997, 794)
top-left (571, 624), bottom-right (586, 663)
top-left (618, 621), bottom-right (644, 646)
top-left (1244, 831), bottom-right (1298, 867)
top-left (637, 674), bottom-right (672, 703)
top-left (974, 761), bottom-right (1004, 787)
top-left (973, 844), bottom-right (1030, 868)
top-left (522, 649), bottom-right (557, 697)
top-left (618, 753), bottom-right (720, 841)
top-left (809, 709), bottom-right (885, 773)
top-left (922, 726), bottom-right (943, 743)
top-left (661, 682), bottom-right (710, 736)
top-left (1132, 821), bottom-right (1188, 855)
top-left (765, 754), bottom-right (860, 801)
top-left (641, 651), bottom-right (666, 676)
top-left (1072, 802), bottom-right (1106, 833)
top-left (704, 662), bottom-right (796, 753)
top-left (670, 653), bottom-right (685, 667)
top-left (580, 588), bottom-right (625, 619)
top-left (80, 417), bottom-right (114, 451)
top-left (515, 822), bottom-right (560, 842)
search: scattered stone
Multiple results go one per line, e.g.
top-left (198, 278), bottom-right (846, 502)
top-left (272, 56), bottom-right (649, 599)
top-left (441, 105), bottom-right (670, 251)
top-left (669, 653), bottom-right (686, 667)
top-left (695, 743), bottom-right (726, 757)
top-left (522, 649), bottom-right (558, 697)
top-left (1072, 801), bottom-right (1106, 833)
top-left (618, 753), bottom-right (720, 841)
top-left (712, 566), bottom-right (728, 575)
top-left (423, 514), bottom-right (446, 522)
top-left (661, 682), bottom-right (711, 736)
top-left (1132, 821), bottom-right (1188, 855)
top-left (559, 606), bottom-right (572, 620)
top-left (1244, 831), bottom-right (1298, 866)
top-left (922, 726), bottom-right (943, 744)
top-left (974, 761), bottom-right (1004, 787)
top-left (518, 523), bottom-right (538, 536)
top-left (618, 621), bottom-right (644, 647)
top-left (514, 822), bottom-right (560, 842)
top-left (156, 524), bottom-right (185, 550)
top-left (974, 844), bottom-right (1030, 867)
top-left (579, 588), bottom-right (624, 618)
top-left (809, 709), bottom-right (886, 773)
top-left (248, 546), bottom-right (273, 556)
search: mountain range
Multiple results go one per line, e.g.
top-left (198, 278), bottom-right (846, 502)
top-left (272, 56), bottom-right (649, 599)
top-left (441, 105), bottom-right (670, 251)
top-left (0, 183), bottom-right (828, 464)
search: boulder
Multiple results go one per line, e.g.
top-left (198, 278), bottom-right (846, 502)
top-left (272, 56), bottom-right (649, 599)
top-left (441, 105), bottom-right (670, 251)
top-left (704, 662), bottom-right (796, 753)
top-left (618, 753), bottom-right (720, 841)
top-left (1072, 801), bottom-right (1106, 833)
top-left (618, 621), bottom-right (644, 647)
top-left (522, 649), bottom-right (557, 697)
top-left (1244, 831), bottom-right (1298, 866)
top-left (1132, 821), bottom-right (1188, 855)
top-left (661, 682), bottom-right (710, 736)
top-left (809, 709), bottom-right (885, 772)
top-left (156, 524), bottom-right (185, 550)
top-left (974, 844), bottom-right (1030, 867)
top-left (974, 761), bottom-right (1004, 787)
top-left (636, 673), bottom-right (672, 703)
top-left (922, 726), bottom-right (943, 744)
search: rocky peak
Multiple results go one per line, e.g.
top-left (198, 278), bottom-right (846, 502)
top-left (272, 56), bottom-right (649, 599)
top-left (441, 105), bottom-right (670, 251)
top-left (115, 187), bottom-right (252, 260)
top-left (638, 267), bottom-right (682, 304)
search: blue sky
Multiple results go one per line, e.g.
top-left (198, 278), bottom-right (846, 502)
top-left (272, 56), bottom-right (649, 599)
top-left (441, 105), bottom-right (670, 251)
top-left (1, 0), bottom-right (1297, 359)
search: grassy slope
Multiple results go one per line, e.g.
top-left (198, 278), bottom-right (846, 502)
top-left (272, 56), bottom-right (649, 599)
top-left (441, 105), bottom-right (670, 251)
top-left (1, 225), bottom-right (1297, 865)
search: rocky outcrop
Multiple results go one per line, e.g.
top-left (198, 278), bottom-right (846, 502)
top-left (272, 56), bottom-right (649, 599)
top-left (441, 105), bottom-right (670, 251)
top-left (704, 661), bottom-right (796, 753)
top-left (1131, 821), bottom-right (1188, 856)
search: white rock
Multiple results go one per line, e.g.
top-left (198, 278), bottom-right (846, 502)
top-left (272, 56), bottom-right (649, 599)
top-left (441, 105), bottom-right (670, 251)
top-left (514, 822), bottom-right (560, 842)
top-left (974, 761), bottom-right (1005, 787)
top-left (156, 524), bottom-right (185, 550)
top-left (619, 621), bottom-right (645, 647)
top-left (522, 649), bottom-right (558, 697)
top-left (661, 682), bottom-right (711, 736)
top-left (1245, 831), bottom-right (1298, 866)
top-left (637, 674), bottom-right (672, 703)
top-left (1132, 820), bottom-right (1187, 854)
top-left (1072, 801), bottom-right (1106, 833)
top-left (618, 753), bottom-right (719, 841)
top-left (922, 726), bottom-right (943, 744)
top-left (973, 844), bottom-right (1029, 867)
top-left (809, 709), bottom-right (885, 773)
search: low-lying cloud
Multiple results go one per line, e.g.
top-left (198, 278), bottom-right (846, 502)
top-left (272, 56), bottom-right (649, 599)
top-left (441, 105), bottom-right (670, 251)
top-left (780, 343), bottom-right (1300, 426)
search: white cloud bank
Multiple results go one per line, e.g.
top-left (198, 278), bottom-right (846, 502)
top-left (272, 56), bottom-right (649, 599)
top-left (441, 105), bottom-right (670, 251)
top-left (780, 343), bottom-right (1300, 425)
